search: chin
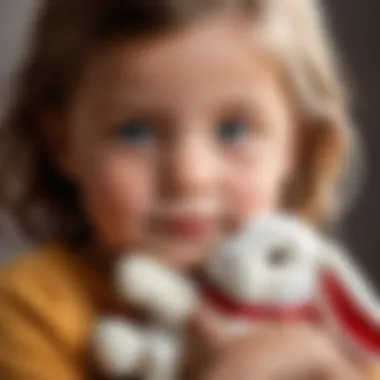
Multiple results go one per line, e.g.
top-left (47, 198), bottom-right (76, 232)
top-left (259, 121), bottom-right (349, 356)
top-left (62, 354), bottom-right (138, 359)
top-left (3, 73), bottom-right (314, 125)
top-left (163, 247), bottom-right (211, 272)
top-left (145, 234), bottom-right (214, 268)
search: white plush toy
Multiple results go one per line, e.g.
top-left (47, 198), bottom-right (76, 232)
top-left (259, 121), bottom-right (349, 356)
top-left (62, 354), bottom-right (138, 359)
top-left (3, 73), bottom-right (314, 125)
top-left (200, 214), bottom-right (380, 351)
top-left (93, 255), bottom-right (198, 380)
top-left (93, 213), bottom-right (380, 379)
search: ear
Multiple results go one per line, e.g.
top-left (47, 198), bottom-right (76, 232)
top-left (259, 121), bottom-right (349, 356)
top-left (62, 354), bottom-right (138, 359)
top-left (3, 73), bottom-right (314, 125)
top-left (317, 240), bottom-right (380, 358)
top-left (38, 108), bottom-right (76, 178)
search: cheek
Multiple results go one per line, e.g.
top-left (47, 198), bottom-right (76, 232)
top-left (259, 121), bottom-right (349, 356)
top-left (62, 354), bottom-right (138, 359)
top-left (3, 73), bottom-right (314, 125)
top-left (226, 163), bottom-right (270, 219)
top-left (225, 131), bottom-right (294, 220)
top-left (77, 151), bottom-right (154, 247)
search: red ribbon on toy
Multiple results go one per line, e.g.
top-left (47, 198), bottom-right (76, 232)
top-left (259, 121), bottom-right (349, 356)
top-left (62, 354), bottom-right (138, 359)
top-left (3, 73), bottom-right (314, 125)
top-left (321, 270), bottom-right (380, 356)
top-left (201, 284), bottom-right (320, 322)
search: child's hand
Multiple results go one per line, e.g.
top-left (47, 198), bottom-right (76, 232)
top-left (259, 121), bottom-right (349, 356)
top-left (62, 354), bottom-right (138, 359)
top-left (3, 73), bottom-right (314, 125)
top-left (184, 312), bottom-right (366, 380)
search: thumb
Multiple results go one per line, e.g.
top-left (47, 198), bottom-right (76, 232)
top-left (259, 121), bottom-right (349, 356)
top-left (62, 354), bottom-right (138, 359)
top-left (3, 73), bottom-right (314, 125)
top-left (182, 309), bottom-right (234, 379)
top-left (189, 309), bottom-right (237, 353)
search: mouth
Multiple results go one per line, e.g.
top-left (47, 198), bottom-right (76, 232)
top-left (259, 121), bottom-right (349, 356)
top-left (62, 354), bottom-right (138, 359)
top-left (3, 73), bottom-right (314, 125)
top-left (152, 199), bottom-right (226, 241)
top-left (159, 214), bottom-right (218, 240)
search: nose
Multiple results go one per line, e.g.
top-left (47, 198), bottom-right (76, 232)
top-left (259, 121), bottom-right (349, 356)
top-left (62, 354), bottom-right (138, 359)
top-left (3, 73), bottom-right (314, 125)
top-left (163, 133), bottom-right (220, 197)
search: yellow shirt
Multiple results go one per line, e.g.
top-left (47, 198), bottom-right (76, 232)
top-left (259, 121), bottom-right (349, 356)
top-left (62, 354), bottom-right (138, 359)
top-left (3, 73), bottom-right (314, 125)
top-left (0, 245), bottom-right (123, 380)
top-left (0, 245), bottom-right (378, 380)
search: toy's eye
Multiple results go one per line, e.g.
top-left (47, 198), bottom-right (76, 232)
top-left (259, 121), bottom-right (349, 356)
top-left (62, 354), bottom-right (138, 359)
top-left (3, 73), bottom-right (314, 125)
top-left (267, 245), bottom-right (294, 267)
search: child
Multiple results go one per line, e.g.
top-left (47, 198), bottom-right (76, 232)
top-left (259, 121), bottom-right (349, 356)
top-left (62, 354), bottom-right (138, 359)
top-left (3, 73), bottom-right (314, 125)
top-left (0, 0), bottom-right (369, 379)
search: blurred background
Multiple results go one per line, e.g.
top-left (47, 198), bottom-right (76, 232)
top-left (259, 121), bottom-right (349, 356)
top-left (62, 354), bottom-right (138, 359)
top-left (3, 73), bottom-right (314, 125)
top-left (0, 0), bottom-right (379, 283)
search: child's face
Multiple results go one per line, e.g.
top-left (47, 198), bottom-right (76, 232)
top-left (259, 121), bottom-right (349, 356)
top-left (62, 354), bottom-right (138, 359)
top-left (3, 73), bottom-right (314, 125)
top-left (61, 16), bottom-right (296, 270)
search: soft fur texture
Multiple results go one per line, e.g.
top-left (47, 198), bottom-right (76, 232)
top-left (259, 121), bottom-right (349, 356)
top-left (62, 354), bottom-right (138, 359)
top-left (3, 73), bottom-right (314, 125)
top-left (115, 254), bottom-right (198, 327)
top-left (206, 214), bottom-right (321, 306)
top-left (93, 213), bottom-right (380, 378)
top-left (93, 255), bottom-right (197, 380)
top-left (94, 318), bottom-right (181, 380)
top-left (94, 318), bottom-right (147, 377)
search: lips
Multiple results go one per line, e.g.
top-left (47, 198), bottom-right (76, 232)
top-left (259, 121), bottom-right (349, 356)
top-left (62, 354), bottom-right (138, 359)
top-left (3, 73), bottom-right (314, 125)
top-left (160, 215), bottom-right (216, 239)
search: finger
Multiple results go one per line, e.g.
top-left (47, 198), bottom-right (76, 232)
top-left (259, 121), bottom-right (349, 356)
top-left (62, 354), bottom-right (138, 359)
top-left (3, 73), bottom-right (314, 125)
top-left (199, 324), bottom-right (369, 380)
top-left (288, 327), bottom-right (367, 380)
top-left (323, 346), bottom-right (368, 380)
top-left (189, 309), bottom-right (236, 352)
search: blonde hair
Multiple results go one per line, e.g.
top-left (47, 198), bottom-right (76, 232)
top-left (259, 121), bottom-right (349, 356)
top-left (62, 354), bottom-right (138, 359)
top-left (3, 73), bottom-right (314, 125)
top-left (259, 0), bottom-right (362, 223)
top-left (0, 0), bottom-right (360, 246)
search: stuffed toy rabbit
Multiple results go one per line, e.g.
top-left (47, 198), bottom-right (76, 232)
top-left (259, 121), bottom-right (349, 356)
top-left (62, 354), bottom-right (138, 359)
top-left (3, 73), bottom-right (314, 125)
top-left (93, 213), bottom-right (380, 379)
top-left (200, 213), bottom-right (380, 354)
top-left (93, 255), bottom-right (198, 379)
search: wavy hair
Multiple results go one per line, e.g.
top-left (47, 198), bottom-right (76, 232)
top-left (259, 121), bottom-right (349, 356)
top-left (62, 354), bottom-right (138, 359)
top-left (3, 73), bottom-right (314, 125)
top-left (0, 0), bottom-right (361, 247)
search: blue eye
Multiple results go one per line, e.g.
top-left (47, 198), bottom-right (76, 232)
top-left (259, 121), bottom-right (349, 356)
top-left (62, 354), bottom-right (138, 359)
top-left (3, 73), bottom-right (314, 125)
top-left (117, 121), bottom-right (155, 144)
top-left (218, 119), bottom-right (248, 143)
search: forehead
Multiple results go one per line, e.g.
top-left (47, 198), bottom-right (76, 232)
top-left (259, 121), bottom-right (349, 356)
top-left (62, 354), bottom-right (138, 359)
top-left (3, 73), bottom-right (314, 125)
top-left (79, 16), bottom-right (283, 109)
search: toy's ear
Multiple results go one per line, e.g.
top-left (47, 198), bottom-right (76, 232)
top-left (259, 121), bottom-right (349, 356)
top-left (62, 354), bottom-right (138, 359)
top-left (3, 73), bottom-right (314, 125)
top-left (318, 241), bottom-right (380, 358)
top-left (114, 254), bottom-right (199, 327)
